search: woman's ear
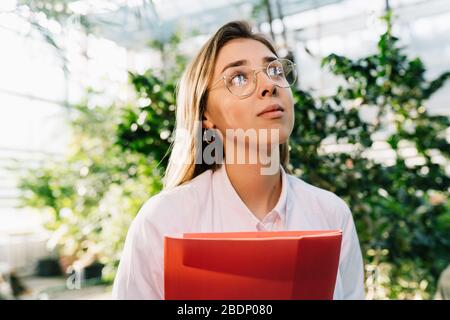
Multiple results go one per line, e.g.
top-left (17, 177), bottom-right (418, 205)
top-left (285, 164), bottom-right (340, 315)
top-left (202, 109), bottom-right (215, 129)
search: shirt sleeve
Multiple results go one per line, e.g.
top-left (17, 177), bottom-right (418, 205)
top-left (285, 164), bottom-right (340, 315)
top-left (337, 199), bottom-right (366, 300)
top-left (111, 201), bottom-right (164, 300)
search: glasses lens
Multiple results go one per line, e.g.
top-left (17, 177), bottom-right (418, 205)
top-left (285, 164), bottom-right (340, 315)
top-left (267, 59), bottom-right (297, 88)
top-left (224, 66), bottom-right (255, 97)
top-left (223, 59), bottom-right (297, 98)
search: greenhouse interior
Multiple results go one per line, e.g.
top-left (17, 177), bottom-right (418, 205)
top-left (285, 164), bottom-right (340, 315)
top-left (0, 0), bottom-right (449, 300)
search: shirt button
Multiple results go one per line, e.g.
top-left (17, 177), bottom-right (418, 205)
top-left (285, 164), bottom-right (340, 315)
top-left (256, 223), bottom-right (266, 231)
top-left (262, 212), bottom-right (275, 224)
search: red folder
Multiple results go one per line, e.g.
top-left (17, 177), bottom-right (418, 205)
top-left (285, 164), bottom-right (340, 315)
top-left (164, 230), bottom-right (342, 300)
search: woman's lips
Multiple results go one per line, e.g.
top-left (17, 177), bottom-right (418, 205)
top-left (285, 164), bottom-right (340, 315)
top-left (257, 103), bottom-right (285, 119)
top-left (258, 109), bottom-right (284, 119)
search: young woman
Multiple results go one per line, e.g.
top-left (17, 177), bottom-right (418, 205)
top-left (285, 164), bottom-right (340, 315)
top-left (112, 21), bottom-right (365, 300)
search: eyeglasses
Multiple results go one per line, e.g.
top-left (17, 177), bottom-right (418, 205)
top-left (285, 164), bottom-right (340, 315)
top-left (208, 58), bottom-right (297, 99)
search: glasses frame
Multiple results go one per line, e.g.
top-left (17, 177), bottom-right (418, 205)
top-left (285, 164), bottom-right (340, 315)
top-left (208, 58), bottom-right (297, 99)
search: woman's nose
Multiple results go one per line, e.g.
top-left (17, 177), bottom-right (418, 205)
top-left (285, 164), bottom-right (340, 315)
top-left (256, 70), bottom-right (277, 98)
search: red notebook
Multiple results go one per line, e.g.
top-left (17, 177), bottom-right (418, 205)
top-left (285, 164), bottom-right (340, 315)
top-left (164, 230), bottom-right (342, 300)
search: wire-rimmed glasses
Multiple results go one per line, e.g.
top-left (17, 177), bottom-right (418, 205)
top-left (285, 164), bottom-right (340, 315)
top-left (209, 58), bottom-right (297, 99)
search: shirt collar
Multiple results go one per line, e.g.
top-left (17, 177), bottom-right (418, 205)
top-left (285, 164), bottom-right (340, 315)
top-left (215, 164), bottom-right (288, 226)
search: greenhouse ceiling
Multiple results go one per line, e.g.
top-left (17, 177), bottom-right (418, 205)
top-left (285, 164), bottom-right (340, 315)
top-left (79, 0), bottom-right (344, 49)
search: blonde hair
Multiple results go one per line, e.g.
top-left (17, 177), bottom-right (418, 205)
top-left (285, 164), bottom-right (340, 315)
top-left (163, 20), bottom-right (291, 190)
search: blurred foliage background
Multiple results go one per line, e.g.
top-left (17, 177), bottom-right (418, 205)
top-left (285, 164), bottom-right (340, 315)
top-left (17, 10), bottom-right (449, 299)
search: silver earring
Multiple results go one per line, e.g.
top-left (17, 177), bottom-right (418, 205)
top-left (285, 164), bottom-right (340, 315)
top-left (203, 129), bottom-right (215, 144)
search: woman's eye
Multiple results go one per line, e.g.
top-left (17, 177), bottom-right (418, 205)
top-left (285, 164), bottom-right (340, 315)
top-left (269, 66), bottom-right (284, 77)
top-left (230, 73), bottom-right (248, 87)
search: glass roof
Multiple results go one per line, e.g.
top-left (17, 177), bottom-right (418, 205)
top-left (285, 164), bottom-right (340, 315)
top-left (82, 0), bottom-right (344, 48)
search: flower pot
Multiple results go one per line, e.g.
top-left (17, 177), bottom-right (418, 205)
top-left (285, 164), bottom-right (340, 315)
top-left (36, 258), bottom-right (62, 277)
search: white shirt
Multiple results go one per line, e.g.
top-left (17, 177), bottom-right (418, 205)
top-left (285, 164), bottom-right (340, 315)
top-left (112, 164), bottom-right (365, 300)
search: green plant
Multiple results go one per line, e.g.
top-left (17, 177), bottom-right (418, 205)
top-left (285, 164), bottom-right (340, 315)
top-left (288, 11), bottom-right (449, 299)
top-left (18, 100), bottom-right (163, 282)
top-left (17, 32), bottom-right (187, 283)
top-left (116, 33), bottom-right (186, 170)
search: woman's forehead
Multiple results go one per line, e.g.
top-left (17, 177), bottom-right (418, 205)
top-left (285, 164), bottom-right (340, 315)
top-left (214, 38), bottom-right (276, 73)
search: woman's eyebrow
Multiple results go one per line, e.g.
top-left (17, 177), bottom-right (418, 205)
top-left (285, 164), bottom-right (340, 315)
top-left (263, 56), bottom-right (278, 63)
top-left (220, 56), bottom-right (278, 73)
top-left (221, 59), bottom-right (247, 73)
